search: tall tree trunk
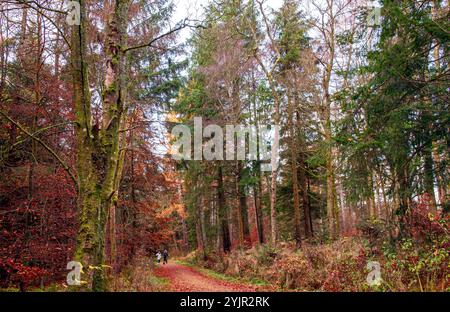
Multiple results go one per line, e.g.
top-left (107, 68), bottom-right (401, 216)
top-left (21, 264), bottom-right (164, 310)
top-left (236, 161), bottom-right (249, 247)
top-left (288, 92), bottom-right (302, 248)
top-left (432, 142), bottom-right (445, 208)
top-left (240, 189), bottom-right (250, 237)
top-left (182, 217), bottom-right (189, 252)
top-left (71, 0), bottom-right (130, 291)
top-left (235, 164), bottom-right (244, 247)
top-left (269, 146), bottom-right (278, 245)
top-left (428, 0), bottom-right (443, 213)
top-left (367, 171), bottom-right (377, 219)
top-left (253, 181), bottom-right (264, 244)
top-left (379, 174), bottom-right (389, 223)
top-left (321, 2), bottom-right (339, 240)
top-left (424, 138), bottom-right (438, 214)
top-left (325, 126), bottom-right (337, 239)
top-left (109, 127), bottom-right (126, 272)
top-left (71, 0), bottom-right (102, 290)
top-left (323, 56), bottom-right (338, 239)
top-left (196, 192), bottom-right (206, 260)
top-left (251, 74), bottom-right (264, 244)
top-left (217, 165), bottom-right (231, 252)
top-left (296, 109), bottom-right (313, 238)
top-left (129, 132), bottom-right (138, 260)
top-left (397, 165), bottom-right (411, 237)
top-left (201, 195), bottom-right (207, 250)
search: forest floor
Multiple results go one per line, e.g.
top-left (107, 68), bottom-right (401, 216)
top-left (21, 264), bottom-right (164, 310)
top-left (154, 262), bottom-right (260, 292)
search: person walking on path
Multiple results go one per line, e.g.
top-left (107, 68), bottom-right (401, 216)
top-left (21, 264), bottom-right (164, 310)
top-left (156, 251), bottom-right (162, 265)
top-left (163, 249), bottom-right (169, 265)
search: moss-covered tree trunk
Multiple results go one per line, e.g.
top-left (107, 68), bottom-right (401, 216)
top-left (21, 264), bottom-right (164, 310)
top-left (71, 0), bottom-right (100, 290)
top-left (71, 0), bottom-right (130, 291)
top-left (99, 0), bottom-right (129, 284)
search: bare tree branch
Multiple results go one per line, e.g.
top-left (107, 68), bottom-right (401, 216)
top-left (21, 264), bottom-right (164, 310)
top-left (123, 18), bottom-right (206, 53)
top-left (0, 110), bottom-right (77, 187)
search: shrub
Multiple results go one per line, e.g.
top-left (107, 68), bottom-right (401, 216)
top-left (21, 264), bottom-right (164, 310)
top-left (0, 259), bottom-right (47, 291)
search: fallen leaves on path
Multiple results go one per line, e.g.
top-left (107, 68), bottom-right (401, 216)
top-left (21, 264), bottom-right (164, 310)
top-left (154, 262), bottom-right (258, 292)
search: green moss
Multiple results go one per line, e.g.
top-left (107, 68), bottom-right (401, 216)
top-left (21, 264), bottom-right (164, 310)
top-left (0, 287), bottom-right (20, 292)
top-left (102, 83), bottom-right (117, 97)
top-left (29, 283), bottom-right (67, 292)
top-left (148, 275), bottom-right (169, 287)
top-left (111, 57), bottom-right (119, 66)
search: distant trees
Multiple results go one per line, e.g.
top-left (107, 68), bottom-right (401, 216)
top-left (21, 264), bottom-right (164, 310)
top-left (339, 0), bottom-right (449, 235)
top-left (174, 0), bottom-right (448, 258)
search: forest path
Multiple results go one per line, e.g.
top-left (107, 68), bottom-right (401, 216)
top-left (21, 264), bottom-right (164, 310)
top-left (154, 262), bottom-right (258, 292)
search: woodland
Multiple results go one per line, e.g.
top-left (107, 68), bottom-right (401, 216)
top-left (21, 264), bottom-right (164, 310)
top-left (0, 0), bottom-right (448, 292)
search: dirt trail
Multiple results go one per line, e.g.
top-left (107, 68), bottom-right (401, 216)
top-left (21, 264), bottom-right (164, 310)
top-left (154, 262), bottom-right (258, 292)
